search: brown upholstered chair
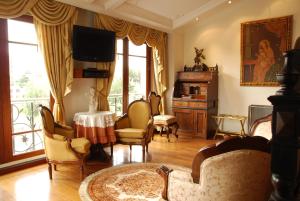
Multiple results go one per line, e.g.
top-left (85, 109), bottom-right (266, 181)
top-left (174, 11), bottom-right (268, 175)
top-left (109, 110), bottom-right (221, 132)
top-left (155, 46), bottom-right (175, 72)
top-left (114, 99), bottom-right (153, 161)
top-left (249, 114), bottom-right (272, 140)
top-left (39, 105), bottom-right (91, 180)
top-left (158, 136), bottom-right (271, 201)
top-left (148, 92), bottom-right (178, 141)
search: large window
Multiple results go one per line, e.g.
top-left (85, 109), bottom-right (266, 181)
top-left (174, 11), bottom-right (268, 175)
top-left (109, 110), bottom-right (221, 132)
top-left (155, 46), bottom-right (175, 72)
top-left (0, 16), bottom-right (50, 163)
top-left (109, 38), bottom-right (151, 115)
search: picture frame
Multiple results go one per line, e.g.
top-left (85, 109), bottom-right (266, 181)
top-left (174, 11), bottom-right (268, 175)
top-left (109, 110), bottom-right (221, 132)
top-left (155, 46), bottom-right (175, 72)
top-left (240, 15), bottom-right (293, 86)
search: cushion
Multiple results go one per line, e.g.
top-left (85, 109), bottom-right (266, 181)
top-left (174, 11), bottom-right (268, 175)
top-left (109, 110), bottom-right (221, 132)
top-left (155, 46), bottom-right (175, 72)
top-left (115, 128), bottom-right (145, 139)
top-left (71, 138), bottom-right (91, 154)
top-left (154, 115), bottom-right (177, 125)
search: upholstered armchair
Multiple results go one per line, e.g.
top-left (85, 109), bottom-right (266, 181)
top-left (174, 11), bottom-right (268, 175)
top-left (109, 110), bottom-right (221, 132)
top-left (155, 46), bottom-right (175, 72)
top-left (148, 92), bottom-right (178, 141)
top-left (39, 105), bottom-right (91, 180)
top-left (158, 136), bottom-right (272, 201)
top-left (114, 100), bottom-right (153, 161)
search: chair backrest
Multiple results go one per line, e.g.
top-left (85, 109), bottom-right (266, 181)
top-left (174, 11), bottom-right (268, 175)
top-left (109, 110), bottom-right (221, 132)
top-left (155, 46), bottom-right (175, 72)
top-left (250, 114), bottom-right (272, 140)
top-left (148, 91), bottom-right (161, 116)
top-left (192, 136), bottom-right (271, 201)
top-left (39, 105), bottom-right (55, 134)
top-left (200, 149), bottom-right (271, 201)
top-left (127, 100), bottom-right (151, 129)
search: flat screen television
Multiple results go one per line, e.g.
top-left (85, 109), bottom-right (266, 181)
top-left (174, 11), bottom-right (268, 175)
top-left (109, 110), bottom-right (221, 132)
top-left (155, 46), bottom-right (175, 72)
top-left (72, 25), bottom-right (116, 62)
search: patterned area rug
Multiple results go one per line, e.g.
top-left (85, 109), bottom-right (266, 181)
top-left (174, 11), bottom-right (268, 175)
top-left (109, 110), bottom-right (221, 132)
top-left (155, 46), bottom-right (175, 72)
top-left (79, 163), bottom-right (188, 201)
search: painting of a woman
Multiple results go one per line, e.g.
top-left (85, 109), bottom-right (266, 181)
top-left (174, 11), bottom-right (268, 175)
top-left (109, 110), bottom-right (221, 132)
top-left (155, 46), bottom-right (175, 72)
top-left (241, 16), bottom-right (292, 86)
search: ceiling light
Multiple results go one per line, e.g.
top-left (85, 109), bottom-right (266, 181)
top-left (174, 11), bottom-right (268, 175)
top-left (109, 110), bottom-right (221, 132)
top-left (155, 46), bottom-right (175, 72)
top-left (228, 0), bottom-right (232, 4)
top-left (196, 17), bottom-right (199, 21)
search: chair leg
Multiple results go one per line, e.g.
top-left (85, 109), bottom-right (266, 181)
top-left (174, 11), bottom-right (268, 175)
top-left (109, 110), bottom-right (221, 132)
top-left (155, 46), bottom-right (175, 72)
top-left (54, 164), bottom-right (57, 171)
top-left (165, 126), bottom-right (170, 142)
top-left (142, 144), bottom-right (145, 162)
top-left (48, 163), bottom-right (52, 180)
top-left (110, 142), bottom-right (113, 158)
top-left (80, 161), bottom-right (84, 181)
top-left (146, 144), bottom-right (149, 152)
top-left (173, 123), bottom-right (179, 139)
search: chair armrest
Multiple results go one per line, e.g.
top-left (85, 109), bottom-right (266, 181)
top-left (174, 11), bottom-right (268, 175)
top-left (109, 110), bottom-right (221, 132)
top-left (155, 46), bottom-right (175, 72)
top-left (115, 114), bottom-right (129, 129)
top-left (156, 165), bottom-right (173, 200)
top-left (191, 143), bottom-right (217, 183)
top-left (54, 126), bottom-right (74, 139)
top-left (145, 118), bottom-right (154, 142)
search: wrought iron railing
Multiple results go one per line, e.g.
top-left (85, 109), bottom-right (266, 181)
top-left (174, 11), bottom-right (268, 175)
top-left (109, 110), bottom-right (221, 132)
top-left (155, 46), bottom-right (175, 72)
top-left (11, 98), bottom-right (49, 155)
top-left (108, 93), bottom-right (145, 116)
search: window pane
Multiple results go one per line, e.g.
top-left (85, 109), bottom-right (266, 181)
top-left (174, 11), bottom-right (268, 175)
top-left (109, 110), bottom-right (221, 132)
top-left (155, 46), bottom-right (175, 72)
top-left (116, 39), bottom-right (123, 54)
top-left (8, 20), bottom-right (49, 155)
top-left (128, 56), bottom-right (146, 104)
top-left (8, 19), bottom-right (37, 44)
top-left (129, 41), bottom-right (146, 57)
top-left (109, 54), bottom-right (123, 116)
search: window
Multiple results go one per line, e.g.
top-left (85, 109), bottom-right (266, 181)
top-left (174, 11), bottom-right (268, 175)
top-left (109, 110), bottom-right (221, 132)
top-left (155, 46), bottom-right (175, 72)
top-left (0, 16), bottom-right (50, 163)
top-left (109, 38), bottom-right (151, 116)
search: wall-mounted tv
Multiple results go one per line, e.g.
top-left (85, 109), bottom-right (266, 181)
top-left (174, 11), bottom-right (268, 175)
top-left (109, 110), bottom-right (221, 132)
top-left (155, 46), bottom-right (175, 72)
top-left (72, 25), bottom-right (116, 62)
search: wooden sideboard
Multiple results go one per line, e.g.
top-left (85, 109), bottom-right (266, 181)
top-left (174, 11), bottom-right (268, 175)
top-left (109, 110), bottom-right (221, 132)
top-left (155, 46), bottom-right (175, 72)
top-left (172, 71), bottom-right (218, 139)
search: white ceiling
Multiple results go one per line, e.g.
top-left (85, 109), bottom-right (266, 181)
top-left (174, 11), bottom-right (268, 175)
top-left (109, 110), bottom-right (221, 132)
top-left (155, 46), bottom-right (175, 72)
top-left (56, 0), bottom-right (230, 32)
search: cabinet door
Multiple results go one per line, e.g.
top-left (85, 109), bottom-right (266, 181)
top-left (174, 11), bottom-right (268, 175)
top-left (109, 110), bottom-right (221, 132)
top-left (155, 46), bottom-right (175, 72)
top-left (173, 108), bottom-right (194, 136)
top-left (194, 110), bottom-right (207, 138)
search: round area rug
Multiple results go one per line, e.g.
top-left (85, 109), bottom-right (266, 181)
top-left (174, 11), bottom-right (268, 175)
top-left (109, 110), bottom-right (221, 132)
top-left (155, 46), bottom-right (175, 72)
top-left (79, 163), bottom-right (189, 201)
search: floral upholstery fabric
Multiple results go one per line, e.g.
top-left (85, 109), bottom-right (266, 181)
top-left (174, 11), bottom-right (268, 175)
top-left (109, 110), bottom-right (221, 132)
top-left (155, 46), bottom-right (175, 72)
top-left (168, 150), bottom-right (271, 201)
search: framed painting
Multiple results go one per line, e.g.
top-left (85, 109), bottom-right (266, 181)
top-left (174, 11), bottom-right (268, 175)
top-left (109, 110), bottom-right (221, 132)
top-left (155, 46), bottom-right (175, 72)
top-left (240, 16), bottom-right (293, 86)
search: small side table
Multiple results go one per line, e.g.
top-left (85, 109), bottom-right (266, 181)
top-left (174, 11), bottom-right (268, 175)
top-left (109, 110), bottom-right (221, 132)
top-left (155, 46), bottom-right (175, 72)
top-left (212, 114), bottom-right (247, 139)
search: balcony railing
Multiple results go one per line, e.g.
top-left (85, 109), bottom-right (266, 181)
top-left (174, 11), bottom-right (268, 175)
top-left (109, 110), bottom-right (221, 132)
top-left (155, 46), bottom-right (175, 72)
top-left (108, 93), bottom-right (145, 116)
top-left (11, 98), bottom-right (49, 155)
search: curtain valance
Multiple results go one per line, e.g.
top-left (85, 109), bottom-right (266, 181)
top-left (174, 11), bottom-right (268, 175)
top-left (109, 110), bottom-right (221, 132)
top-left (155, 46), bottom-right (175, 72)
top-left (0, 0), bottom-right (76, 25)
top-left (0, 0), bottom-right (37, 18)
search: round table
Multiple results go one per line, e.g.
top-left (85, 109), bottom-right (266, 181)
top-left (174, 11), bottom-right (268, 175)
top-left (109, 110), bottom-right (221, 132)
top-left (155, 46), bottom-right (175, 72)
top-left (73, 111), bottom-right (116, 145)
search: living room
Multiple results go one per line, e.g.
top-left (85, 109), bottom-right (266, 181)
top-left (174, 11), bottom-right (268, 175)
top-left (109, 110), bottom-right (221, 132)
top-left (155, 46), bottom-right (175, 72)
top-left (0, 0), bottom-right (300, 200)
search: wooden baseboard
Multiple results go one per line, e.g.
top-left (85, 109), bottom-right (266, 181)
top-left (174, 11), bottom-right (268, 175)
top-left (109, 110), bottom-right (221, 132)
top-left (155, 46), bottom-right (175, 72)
top-left (0, 157), bottom-right (46, 175)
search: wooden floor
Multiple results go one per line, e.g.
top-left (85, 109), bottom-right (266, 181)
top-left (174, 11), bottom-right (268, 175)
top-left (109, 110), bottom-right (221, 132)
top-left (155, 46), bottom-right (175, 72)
top-left (0, 136), bottom-right (217, 201)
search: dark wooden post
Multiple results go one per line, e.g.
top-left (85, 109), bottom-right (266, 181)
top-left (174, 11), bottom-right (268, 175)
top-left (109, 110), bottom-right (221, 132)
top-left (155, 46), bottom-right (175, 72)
top-left (268, 38), bottom-right (300, 201)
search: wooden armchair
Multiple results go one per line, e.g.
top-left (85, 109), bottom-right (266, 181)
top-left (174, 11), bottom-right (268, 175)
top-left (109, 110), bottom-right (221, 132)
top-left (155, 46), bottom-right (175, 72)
top-left (39, 105), bottom-right (91, 180)
top-left (114, 100), bottom-right (153, 161)
top-left (158, 136), bottom-right (272, 201)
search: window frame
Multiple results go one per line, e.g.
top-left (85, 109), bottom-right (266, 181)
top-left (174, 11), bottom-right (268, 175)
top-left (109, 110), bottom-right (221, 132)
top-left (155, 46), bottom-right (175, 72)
top-left (0, 16), bottom-right (46, 164)
top-left (119, 37), bottom-right (152, 113)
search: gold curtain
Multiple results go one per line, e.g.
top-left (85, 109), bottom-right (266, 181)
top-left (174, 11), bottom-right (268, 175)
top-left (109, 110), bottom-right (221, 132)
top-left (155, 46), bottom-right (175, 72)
top-left (94, 14), bottom-right (168, 113)
top-left (32, 0), bottom-right (77, 123)
top-left (0, 0), bottom-right (77, 123)
top-left (0, 0), bottom-right (37, 18)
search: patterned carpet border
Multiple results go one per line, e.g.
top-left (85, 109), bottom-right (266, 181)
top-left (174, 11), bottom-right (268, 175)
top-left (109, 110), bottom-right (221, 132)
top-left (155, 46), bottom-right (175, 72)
top-left (79, 163), bottom-right (191, 201)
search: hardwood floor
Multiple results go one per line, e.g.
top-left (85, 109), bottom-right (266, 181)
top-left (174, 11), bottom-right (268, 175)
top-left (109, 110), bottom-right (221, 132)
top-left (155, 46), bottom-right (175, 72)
top-left (0, 137), bottom-right (217, 201)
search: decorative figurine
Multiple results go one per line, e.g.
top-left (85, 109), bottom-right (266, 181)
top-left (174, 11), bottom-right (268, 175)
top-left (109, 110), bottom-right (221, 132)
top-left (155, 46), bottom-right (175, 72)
top-left (193, 47), bottom-right (208, 71)
top-left (88, 87), bottom-right (98, 113)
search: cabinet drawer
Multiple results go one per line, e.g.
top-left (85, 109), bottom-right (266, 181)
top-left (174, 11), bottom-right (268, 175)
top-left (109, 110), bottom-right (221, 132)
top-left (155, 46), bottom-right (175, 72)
top-left (173, 101), bottom-right (188, 107)
top-left (173, 100), bottom-right (207, 109)
top-left (189, 102), bottom-right (207, 108)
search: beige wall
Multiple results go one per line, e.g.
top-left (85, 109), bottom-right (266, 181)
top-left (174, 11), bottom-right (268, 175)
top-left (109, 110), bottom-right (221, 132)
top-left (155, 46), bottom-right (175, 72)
top-left (167, 0), bottom-right (300, 131)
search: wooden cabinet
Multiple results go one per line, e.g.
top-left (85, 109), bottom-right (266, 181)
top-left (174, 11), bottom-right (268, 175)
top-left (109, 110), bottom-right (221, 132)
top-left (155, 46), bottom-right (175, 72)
top-left (172, 71), bottom-right (218, 139)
